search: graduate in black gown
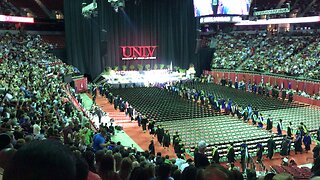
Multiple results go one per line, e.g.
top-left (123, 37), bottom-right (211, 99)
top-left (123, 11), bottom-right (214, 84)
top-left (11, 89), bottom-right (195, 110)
top-left (303, 132), bottom-right (311, 153)
top-left (281, 89), bottom-right (287, 102)
top-left (155, 125), bottom-right (164, 145)
top-left (173, 136), bottom-right (181, 154)
top-left (141, 116), bottom-right (148, 133)
top-left (240, 142), bottom-right (250, 173)
top-left (266, 115), bottom-right (273, 131)
top-left (313, 142), bottom-right (320, 160)
top-left (280, 136), bottom-right (290, 157)
top-left (226, 143), bottom-right (235, 164)
top-left (148, 120), bottom-right (155, 135)
top-left (162, 130), bottom-right (171, 151)
top-left (211, 146), bottom-right (220, 164)
top-left (256, 143), bottom-right (264, 163)
top-left (287, 122), bottom-right (293, 138)
top-left (294, 132), bottom-right (303, 154)
top-left (317, 126), bottom-right (320, 141)
top-left (277, 119), bottom-right (283, 135)
top-left (149, 140), bottom-right (155, 155)
top-left (288, 91), bottom-right (293, 103)
top-left (267, 136), bottom-right (276, 160)
top-left (172, 131), bottom-right (179, 145)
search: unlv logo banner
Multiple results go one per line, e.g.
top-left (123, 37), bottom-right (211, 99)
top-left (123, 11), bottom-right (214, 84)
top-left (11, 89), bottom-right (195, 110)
top-left (120, 46), bottom-right (157, 60)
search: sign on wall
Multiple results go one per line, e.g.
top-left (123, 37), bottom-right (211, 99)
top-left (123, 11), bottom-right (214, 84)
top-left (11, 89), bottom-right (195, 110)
top-left (120, 46), bottom-right (158, 60)
top-left (0, 15), bottom-right (34, 23)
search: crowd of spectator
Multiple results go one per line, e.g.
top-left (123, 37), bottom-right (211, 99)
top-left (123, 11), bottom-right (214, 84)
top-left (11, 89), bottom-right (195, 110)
top-left (1, 31), bottom-right (320, 180)
top-left (0, 0), bottom-right (20, 16)
top-left (305, 0), bottom-right (320, 16)
top-left (211, 33), bottom-right (259, 70)
top-left (0, 32), bottom-right (248, 180)
top-left (211, 31), bottom-right (320, 80)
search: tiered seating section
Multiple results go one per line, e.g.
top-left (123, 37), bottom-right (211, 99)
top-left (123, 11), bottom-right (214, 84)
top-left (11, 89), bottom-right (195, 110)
top-left (305, 0), bottom-right (320, 16)
top-left (40, 0), bottom-right (64, 14)
top-left (211, 33), bottom-right (259, 69)
top-left (211, 32), bottom-right (320, 80)
top-left (8, 0), bottom-right (47, 18)
top-left (0, 0), bottom-right (20, 16)
top-left (41, 35), bottom-right (65, 49)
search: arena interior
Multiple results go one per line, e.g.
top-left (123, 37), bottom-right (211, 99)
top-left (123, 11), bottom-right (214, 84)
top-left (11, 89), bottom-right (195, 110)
top-left (1, 0), bottom-right (320, 179)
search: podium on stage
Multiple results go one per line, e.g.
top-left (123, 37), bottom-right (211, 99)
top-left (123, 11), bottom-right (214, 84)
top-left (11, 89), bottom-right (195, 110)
top-left (73, 76), bottom-right (88, 93)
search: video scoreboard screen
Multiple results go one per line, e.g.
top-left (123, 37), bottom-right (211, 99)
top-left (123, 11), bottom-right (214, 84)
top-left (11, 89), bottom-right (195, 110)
top-left (194, 0), bottom-right (252, 17)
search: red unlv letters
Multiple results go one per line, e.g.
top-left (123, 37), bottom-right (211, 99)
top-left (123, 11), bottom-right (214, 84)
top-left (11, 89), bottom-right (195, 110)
top-left (120, 46), bottom-right (157, 60)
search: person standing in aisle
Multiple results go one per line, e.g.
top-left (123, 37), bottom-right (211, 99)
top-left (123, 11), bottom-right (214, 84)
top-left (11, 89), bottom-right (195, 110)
top-left (156, 125), bottom-right (164, 145)
top-left (267, 135), bottom-right (276, 160)
top-left (303, 132), bottom-right (311, 153)
top-left (287, 122), bottom-right (293, 138)
top-left (266, 115), bottom-right (273, 131)
top-left (294, 132), bottom-right (303, 154)
top-left (141, 116), bottom-right (148, 133)
top-left (277, 119), bottom-right (283, 135)
top-left (227, 143), bottom-right (235, 164)
top-left (256, 143), bottom-right (264, 163)
top-left (163, 130), bottom-right (171, 151)
top-left (149, 139), bottom-right (155, 155)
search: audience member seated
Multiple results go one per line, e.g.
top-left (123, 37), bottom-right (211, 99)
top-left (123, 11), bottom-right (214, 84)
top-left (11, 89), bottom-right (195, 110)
top-left (305, 1), bottom-right (320, 16)
top-left (211, 30), bottom-right (320, 80)
top-left (0, 0), bottom-right (20, 16)
top-left (245, 32), bottom-right (315, 76)
top-left (211, 33), bottom-right (259, 70)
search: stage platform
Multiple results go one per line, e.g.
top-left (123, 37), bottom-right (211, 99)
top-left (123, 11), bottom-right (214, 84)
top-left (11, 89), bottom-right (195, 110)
top-left (101, 70), bottom-right (189, 88)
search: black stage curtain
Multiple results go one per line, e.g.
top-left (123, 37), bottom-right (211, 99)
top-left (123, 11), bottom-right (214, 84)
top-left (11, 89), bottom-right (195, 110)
top-left (64, 0), bottom-right (199, 79)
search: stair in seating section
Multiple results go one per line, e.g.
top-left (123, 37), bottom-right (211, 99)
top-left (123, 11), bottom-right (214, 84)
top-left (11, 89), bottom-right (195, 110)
top-left (102, 103), bottom-right (131, 123)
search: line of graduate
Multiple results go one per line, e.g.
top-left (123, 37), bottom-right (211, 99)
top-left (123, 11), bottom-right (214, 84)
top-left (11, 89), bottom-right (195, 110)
top-left (203, 76), bottom-right (295, 103)
top-left (168, 77), bottom-right (294, 110)
top-left (146, 125), bottom-right (186, 157)
top-left (92, 82), bottom-right (187, 155)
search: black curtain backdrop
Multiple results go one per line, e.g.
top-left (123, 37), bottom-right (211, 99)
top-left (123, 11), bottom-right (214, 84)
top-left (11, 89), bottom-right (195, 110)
top-left (64, 0), bottom-right (204, 79)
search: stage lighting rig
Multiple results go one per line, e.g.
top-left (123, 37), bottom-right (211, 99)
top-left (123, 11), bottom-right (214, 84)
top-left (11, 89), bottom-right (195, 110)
top-left (82, 0), bottom-right (98, 18)
top-left (108, 0), bottom-right (125, 12)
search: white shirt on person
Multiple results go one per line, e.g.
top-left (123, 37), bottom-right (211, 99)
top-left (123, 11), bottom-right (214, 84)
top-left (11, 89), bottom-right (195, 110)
top-left (33, 124), bottom-right (41, 136)
top-left (175, 158), bottom-right (186, 170)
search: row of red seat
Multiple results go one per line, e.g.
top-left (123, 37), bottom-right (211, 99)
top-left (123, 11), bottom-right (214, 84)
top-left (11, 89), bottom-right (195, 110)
top-left (272, 165), bottom-right (312, 179)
